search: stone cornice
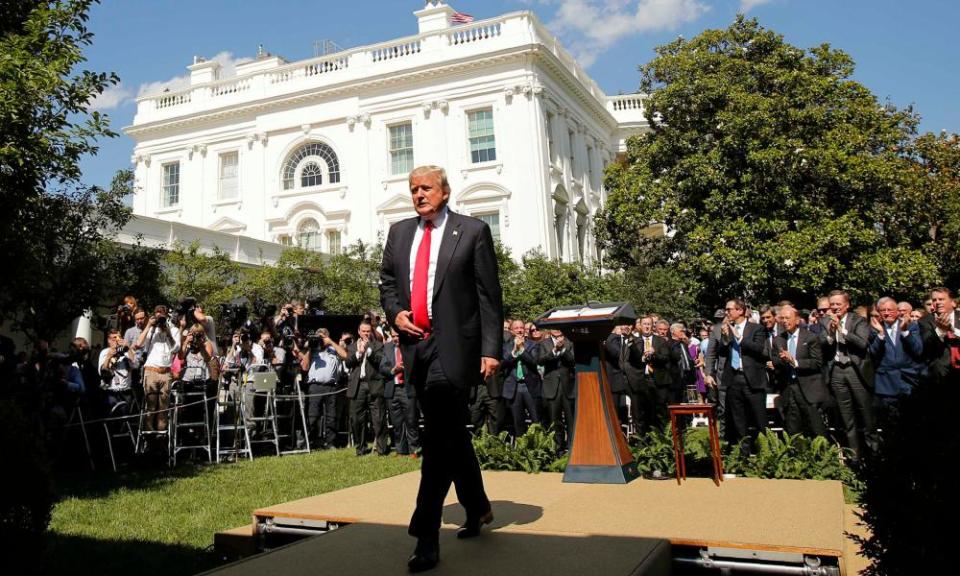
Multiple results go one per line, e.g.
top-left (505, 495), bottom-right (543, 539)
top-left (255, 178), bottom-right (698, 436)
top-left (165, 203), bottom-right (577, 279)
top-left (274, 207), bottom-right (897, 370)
top-left (124, 44), bottom-right (618, 140)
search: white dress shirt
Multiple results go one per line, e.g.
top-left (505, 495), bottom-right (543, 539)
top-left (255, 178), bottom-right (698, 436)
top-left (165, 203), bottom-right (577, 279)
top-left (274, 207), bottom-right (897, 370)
top-left (408, 206), bottom-right (449, 321)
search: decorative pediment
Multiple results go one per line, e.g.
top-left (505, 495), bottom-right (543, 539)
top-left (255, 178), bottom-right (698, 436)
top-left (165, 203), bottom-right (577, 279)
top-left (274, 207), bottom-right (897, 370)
top-left (210, 216), bottom-right (246, 233)
top-left (456, 183), bottom-right (511, 205)
top-left (377, 193), bottom-right (415, 214)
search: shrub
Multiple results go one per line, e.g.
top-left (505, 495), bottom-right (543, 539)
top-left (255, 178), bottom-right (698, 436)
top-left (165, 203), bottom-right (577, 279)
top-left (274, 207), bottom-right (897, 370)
top-left (0, 396), bottom-right (55, 573)
top-left (628, 425), bottom-right (677, 479)
top-left (473, 424), bottom-right (560, 473)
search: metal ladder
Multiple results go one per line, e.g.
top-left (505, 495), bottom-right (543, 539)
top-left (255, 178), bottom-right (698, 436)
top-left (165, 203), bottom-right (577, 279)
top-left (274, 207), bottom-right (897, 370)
top-left (169, 379), bottom-right (213, 466)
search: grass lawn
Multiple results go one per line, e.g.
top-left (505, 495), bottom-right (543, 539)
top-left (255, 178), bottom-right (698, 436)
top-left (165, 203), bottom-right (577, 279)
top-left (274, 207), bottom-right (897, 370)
top-left (45, 449), bottom-right (421, 576)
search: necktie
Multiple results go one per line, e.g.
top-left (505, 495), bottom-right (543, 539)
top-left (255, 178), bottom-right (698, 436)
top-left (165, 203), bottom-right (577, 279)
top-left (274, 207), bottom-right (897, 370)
top-left (731, 325), bottom-right (742, 370)
top-left (394, 346), bottom-right (404, 384)
top-left (516, 346), bottom-right (525, 380)
top-left (645, 337), bottom-right (653, 374)
top-left (947, 332), bottom-right (960, 370)
top-left (788, 333), bottom-right (798, 379)
top-left (411, 221), bottom-right (433, 332)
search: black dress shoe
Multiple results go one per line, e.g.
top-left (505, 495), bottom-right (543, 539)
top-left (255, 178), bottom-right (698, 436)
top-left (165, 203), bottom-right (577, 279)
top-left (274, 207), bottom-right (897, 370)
top-left (355, 446), bottom-right (372, 456)
top-left (407, 539), bottom-right (439, 573)
top-left (457, 509), bottom-right (494, 539)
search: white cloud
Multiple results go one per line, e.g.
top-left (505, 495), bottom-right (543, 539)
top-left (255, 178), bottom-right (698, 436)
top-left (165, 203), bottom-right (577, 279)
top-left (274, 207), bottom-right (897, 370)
top-left (538, 0), bottom-right (710, 67)
top-left (137, 51), bottom-right (254, 97)
top-left (87, 82), bottom-right (133, 111)
top-left (739, 0), bottom-right (773, 12)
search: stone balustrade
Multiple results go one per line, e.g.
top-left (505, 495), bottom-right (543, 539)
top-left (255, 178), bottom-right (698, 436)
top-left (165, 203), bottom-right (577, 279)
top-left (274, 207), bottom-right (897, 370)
top-left (132, 11), bottom-right (614, 126)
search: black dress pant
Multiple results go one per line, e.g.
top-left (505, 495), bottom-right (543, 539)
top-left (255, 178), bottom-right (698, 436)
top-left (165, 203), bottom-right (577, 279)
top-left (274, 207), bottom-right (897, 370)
top-left (350, 380), bottom-right (388, 455)
top-left (389, 384), bottom-right (420, 454)
top-left (408, 337), bottom-right (489, 542)
top-left (307, 382), bottom-right (338, 448)
top-left (829, 364), bottom-right (878, 461)
top-left (726, 372), bottom-right (767, 450)
top-left (630, 377), bottom-right (666, 433)
top-left (780, 383), bottom-right (828, 438)
top-left (542, 393), bottom-right (575, 450)
top-left (510, 381), bottom-right (540, 436)
top-left (470, 383), bottom-right (504, 435)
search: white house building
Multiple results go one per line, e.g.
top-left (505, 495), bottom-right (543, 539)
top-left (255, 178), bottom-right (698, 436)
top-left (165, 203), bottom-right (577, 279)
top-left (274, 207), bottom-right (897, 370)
top-left (124, 2), bottom-right (647, 264)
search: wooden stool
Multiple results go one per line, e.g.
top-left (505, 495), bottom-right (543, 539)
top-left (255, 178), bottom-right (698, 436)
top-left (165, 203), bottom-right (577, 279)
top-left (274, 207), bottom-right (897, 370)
top-left (668, 403), bottom-right (723, 486)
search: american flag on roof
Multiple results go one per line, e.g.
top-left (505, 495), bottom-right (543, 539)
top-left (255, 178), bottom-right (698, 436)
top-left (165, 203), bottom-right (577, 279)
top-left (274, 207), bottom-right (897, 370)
top-left (451, 11), bottom-right (475, 25)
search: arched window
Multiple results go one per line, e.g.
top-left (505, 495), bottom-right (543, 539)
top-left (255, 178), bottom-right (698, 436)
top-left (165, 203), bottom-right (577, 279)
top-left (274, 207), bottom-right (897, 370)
top-left (282, 142), bottom-right (341, 190)
top-left (297, 218), bottom-right (321, 251)
top-left (300, 162), bottom-right (322, 188)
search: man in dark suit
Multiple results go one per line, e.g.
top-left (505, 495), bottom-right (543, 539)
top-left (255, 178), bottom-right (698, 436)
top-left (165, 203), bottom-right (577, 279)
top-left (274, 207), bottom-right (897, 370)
top-left (536, 329), bottom-right (575, 451)
top-left (919, 287), bottom-right (960, 387)
top-left (820, 289), bottom-right (877, 462)
top-left (867, 297), bottom-right (923, 415)
top-left (344, 320), bottom-right (386, 456)
top-left (667, 322), bottom-right (696, 405)
top-left (626, 316), bottom-right (671, 432)
top-left (604, 325), bottom-right (631, 428)
top-left (501, 319), bottom-right (542, 436)
top-left (380, 328), bottom-right (420, 456)
top-left (771, 306), bottom-right (828, 438)
top-left (707, 299), bottom-right (768, 452)
top-left (379, 165), bottom-right (502, 572)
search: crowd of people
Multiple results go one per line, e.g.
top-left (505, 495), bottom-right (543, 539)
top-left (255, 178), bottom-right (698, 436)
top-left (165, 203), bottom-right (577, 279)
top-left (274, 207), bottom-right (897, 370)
top-left (1, 285), bottom-right (957, 468)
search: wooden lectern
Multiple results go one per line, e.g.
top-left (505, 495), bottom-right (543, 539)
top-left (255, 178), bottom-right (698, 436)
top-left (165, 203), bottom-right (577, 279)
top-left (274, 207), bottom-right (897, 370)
top-left (535, 302), bottom-right (639, 484)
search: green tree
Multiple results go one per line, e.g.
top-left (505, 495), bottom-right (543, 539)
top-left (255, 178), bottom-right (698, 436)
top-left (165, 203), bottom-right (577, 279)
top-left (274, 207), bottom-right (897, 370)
top-left (596, 16), bottom-right (935, 311)
top-left (0, 0), bottom-right (128, 341)
top-left (502, 248), bottom-right (617, 321)
top-left (161, 241), bottom-right (244, 312)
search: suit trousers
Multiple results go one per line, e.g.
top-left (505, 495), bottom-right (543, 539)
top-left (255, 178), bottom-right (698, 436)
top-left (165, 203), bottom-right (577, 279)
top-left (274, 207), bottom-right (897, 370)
top-left (307, 382), bottom-right (338, 448)
top-left (142, 371), bottom-right (172, 432)
top-left (408, 336), bottom-right (490, 542)
top-left (630, 377), bottom-right (666, 433)
top-left (725, 372), bottom-right (767, 450)
top-left (510, 382), bottom-right (540, 436)
top-left (829, 364), bottom-right (878, 461)
top-left (389, 384), bottom-right (420, 455)
top-left (542, 394), bottom-right (575, 450)
top-left (470, 383), bottom-right (504, 435)
top-left (350, 380), bottom-right (388, 455)
top-left (780, 383), bottom-right (828, 438)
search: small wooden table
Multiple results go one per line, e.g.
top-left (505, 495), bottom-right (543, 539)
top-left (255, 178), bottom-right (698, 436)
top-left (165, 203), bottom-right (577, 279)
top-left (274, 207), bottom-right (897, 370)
top-left (668, 403), bottom-right (723, 486)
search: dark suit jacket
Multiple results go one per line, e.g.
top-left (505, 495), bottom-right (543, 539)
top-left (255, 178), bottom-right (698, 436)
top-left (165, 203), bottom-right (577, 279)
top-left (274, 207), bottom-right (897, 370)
top-left (819, 313), bottom-right (875, 388)
top-left (666, 339), bottom-right (696, 392)
top-left (713, 321), bottom-right (767, 391)
top-left (379, 210), bottom-right (503, 390)
top-left (536, 338), bottom-right (575, 400)
top-left (604, 333), bottom-right (628, 394)
top-left (626, 334), bottom-right (671, 390)
top-left (379, 340), bottom-right (414, 399)
top-left (704, 323), bottom-right (727, 388)
top-left (867, 320), bottom-right (923, 396)
top-left (772, 328), bottom-right (826, 404)
top-left (919, 310), bottom-right (960, 384)
top-left (501, 340), bottom-right (542, 400)
top-left (344, 339), bottom-right (384, 398)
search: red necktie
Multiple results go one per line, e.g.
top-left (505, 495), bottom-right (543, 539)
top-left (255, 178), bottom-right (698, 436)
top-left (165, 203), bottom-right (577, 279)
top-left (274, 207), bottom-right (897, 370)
top-left (411, 221), bottom-right (433, 333)
top-left (947, 332), bottom-right (960, 370)
top-left (394, 346), bottom-right (404, 384)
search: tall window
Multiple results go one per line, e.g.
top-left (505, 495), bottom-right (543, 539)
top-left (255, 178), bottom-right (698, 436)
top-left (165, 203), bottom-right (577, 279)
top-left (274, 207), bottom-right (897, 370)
top-left (568, 130), bottom-right (576, 175)
top-left (282, 142), bottom-right (340, 190)
top-left (297, 219), bottom-right (321, 251)
top-left (468, 109), bottom-right (496, 163)
top-left (586, 146), bottom-right (595, 188)
top-left (162, 162), bottom-right (180, 207)
top-left (300, 162), bottom-right (323, 188)
top-left (389, 123), bottom-right (414, 175)
top-left (326, 229), bottom-right (342, 255)
top-left (219, 151), bottom-right (238, 200)
top-left (476, 213), bottom-right (500, 243)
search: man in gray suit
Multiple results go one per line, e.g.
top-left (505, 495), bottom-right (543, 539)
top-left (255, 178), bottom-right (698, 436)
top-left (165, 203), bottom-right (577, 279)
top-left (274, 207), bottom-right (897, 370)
top-left (772, 306), bottom-right (827, 438)
top-left (820, 289), bottom-right (876, 462)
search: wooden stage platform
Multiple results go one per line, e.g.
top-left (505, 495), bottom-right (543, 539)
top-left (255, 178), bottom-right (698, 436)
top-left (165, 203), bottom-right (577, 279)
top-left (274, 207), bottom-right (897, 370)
top-left (209, 471), bottom-right (848, 575)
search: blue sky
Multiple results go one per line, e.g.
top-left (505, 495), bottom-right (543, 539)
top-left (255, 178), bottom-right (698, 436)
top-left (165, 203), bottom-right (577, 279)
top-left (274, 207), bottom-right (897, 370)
top-left (80, 0), bottom-right (959, 189)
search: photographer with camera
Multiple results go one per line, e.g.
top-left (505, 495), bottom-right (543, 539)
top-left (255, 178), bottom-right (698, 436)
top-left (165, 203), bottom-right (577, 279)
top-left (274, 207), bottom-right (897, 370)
top-left (135, 305), bottom-right (181, 433)
top-left (299, 328), bottom-right (347, 450)
top-left (98, 329), bottom-right (136, 409)
top-left (177, 298), bottom-right (219, 355)
top-left (224, 328), bottom-right (263, 373)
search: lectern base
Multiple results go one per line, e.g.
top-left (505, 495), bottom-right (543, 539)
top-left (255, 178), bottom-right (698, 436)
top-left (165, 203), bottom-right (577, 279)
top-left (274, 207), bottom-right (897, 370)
top-left (563, 462), bottom-right (639, 484)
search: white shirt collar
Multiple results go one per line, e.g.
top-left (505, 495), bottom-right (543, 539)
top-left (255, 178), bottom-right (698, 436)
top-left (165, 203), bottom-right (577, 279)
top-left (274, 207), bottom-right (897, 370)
top-left (419, 205), bottom-right (449, 229)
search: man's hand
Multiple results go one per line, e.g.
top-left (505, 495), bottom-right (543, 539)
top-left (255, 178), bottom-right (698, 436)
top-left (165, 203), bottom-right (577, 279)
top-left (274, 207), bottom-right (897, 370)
top-left (704, 375), bottom-right (716, 388)
top-left (394, 310), bottom-right (424, 339)
top-left (827, 313), bottom-right (840, 334)
top-left (935, 312), bottom-right (952, 332)
top-left (870, 315), bottom-right (884, 333)
top-left (720, 320), bottom-right (731, 338)
top-left (481, 357), bottom-right (500, 380)
top-left (778, 349), bottom-right (795, 364)
top-left (392, 364), bottom-right (404, 375)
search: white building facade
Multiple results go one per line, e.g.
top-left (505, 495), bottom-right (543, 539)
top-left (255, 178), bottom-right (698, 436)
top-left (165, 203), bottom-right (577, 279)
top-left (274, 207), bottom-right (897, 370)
top-left (125, 2), bottom-right (647, 264)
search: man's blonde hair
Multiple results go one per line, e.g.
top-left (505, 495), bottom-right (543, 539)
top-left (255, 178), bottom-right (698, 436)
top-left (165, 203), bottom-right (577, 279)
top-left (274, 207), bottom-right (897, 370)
top-left (408, 165), bottom-right (450, 191)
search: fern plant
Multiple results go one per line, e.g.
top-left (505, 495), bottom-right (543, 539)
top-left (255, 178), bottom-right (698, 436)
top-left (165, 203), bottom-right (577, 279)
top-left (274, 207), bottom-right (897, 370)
top-left (472, 424), bottom-right (560, 473)
top-left (628, 425), bottom-right (677, 478)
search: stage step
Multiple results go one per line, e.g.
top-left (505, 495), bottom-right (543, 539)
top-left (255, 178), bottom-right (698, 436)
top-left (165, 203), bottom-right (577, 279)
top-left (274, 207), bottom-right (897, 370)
top-left (214, 525), bottom-right (256, 560)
